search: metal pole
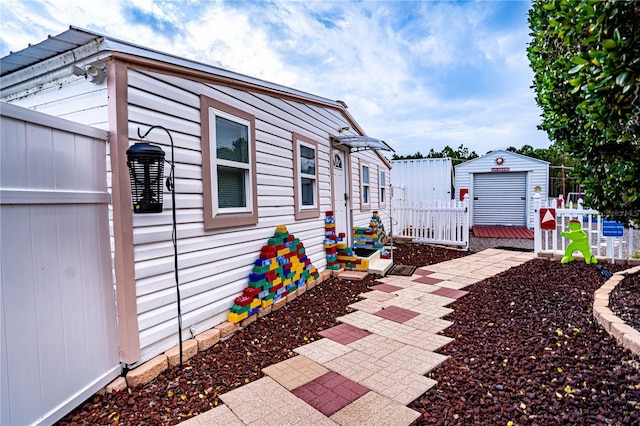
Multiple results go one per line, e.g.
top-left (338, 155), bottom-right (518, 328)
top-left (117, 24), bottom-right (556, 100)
top-left (138, 126), bottom-right (183, 369)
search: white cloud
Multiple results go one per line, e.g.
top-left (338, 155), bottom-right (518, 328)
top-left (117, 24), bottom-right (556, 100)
top-left (0, 0), bottom-right (549, 157)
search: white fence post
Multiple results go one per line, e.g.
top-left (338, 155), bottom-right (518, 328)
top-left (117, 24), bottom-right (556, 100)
top-left (534, 193), bottom-right (541, 256)
top-left (463, 194), bottom-right (470, 251)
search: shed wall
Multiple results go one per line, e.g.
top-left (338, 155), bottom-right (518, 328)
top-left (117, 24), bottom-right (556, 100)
top-left (390, 158), bottom-right (453, 202)
top-left (454, 151), bottom-right (548, 228)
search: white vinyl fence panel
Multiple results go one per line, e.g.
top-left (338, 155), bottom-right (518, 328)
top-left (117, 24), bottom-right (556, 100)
top-left (1, 103), bottom-right (120, 425)
top-left (391, 196), bottom-right (470, 249)
top-left (533, 193), bottom-right (638, 263)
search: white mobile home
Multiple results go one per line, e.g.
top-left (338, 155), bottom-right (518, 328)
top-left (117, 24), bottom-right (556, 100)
top-left (0, 26), bottom-right (392, 425)
top-left (454, 150), bottom-right (549, 228)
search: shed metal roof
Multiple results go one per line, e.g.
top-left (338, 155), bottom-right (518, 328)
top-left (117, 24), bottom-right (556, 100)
top-left (0, 26), bottom-right (338, 106)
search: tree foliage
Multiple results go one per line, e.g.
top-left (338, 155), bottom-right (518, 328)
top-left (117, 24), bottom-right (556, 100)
top-left (392, 144), bottom-right (479, 163)
top-left (528, 0), bottom-right (640, 222)
top-left (506, 144), bottom-right (575, 167)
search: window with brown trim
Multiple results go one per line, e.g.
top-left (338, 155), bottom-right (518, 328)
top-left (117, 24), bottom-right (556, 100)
top-left (293, 133), bottom-right (320, 219)
top-left (379, 167), bottom-right (387, 209)
top-left (201, 95), bottom-right (258, 229)
top-left (359, 158), bottom-right (370, 211)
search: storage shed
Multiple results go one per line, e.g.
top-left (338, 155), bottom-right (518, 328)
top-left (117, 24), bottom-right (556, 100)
top-left (390, 158), bottom-right (453, 202)
top-left (454, 150), bottom-right (549, 228)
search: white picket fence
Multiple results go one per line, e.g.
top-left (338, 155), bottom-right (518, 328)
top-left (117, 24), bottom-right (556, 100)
top-left (391, 195), bottom-right (470, 249)
top-left (533, 193), bottom-right (638, 263)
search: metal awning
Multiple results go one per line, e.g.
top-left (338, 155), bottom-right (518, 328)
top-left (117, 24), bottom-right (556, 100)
top-left (332, 135), bottom-right (394, 153)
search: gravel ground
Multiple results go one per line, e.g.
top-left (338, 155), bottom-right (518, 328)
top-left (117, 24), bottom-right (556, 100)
top-left (468, 235), bottom-right (534, 253)
top-left (410, 258), bottom-right (638, 425)
top-left (57, 240), bottom-right (640, 425)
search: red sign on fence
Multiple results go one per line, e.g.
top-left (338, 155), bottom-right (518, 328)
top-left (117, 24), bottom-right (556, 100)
top-left (540, 208), bottom-right (556, 230)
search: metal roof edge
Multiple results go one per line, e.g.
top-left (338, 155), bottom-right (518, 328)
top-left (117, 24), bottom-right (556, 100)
top-left (1, 25), bottom-right (341, 107)
top-left (454, 149), bottom-right (550, 169)
top-left (79, 26), bottom-right (339, 107)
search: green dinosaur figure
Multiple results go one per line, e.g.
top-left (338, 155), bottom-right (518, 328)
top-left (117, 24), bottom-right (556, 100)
top-left (560, 219), bottom-right (597, 264)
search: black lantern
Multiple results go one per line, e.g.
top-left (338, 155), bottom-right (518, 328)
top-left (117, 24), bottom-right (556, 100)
top-left (126, 142), bottom-right (166, 213)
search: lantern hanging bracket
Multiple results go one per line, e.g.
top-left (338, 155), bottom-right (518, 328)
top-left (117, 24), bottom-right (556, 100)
top-left (136, 125), bottom-right (184, 369)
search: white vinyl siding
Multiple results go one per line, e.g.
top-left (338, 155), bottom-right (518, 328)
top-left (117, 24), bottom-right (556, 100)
top-left (455, 150), bottom-right (549, 228)
top-left (1, 64), bottom-right (393, 365)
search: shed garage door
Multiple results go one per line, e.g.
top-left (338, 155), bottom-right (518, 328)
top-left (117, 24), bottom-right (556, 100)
top-left (473, 172), bottom-right (527, 226)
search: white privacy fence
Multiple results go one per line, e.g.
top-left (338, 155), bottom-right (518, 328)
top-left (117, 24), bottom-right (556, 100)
top-left (391, 195), bottom-right (470, 250)
top-left (533, 193), bottom-right (638, 263)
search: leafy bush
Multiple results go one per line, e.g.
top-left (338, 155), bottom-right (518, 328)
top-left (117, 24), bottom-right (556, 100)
top-left (528, 0), bottom-right (639, 222)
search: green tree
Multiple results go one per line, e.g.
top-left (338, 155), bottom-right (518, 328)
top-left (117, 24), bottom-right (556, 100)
top-left (391, 151), bottom-right (424, 160)
top-left (427, 144), bottom-right (478, 163)
top-left (528, 0), bottom-right (639, 222)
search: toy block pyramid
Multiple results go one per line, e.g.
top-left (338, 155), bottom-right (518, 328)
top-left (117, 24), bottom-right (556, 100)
top-left (228, 225), bottom-right (320, 323)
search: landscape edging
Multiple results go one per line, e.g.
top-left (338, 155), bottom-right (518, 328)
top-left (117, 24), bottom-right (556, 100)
top-left (594, 265), bottom-right (640, 356)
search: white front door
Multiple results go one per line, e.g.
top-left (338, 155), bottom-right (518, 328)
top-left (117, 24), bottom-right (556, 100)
top-left (332, 149), bottom-right (351, 245)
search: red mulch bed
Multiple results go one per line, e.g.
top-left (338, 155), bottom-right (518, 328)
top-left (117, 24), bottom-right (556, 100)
top-left (57, 243), bottom-right (640, 425)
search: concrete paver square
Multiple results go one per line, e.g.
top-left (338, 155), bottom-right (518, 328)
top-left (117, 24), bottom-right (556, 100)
top-left (394, 287), bottom-right (439, 300)
top-left (347, 334), bottom-right (406, 359)
top-left (319, 323), bottom-right (371, 345)
top-left (395, 329), bottom-right (454, 351)
top-left (434, 280), bottom-right (470, 290)
top-left (431, 287), bottom-right (469, 299)
top-left (373, 305), bottom-right (420, 323)
top-left (403, 315), bottom-right (453, 334)
top-left (219, 377), bottom-right (335, 425)
top-left (346, 298), bottom-right (385, 313)
top-left (294, 338), bottom-right (353, 364)
top-left (330, 391), bottom-right (420, 426)
top-left (262, 355), bottom-right (330, 390)
top-left (324, 350), bottom-right (379, 383)
top-left (413, 268), bottom-right (435, 276)
top-left (337, 310), bottom-right (385, 330)
top-left (179, 404), bottom-right (244, 426)
top-left (362, 317), bottom-right (414, 339)
top-left (428, 272), bottom-right (464, 281)
top-left (392, 302), bottom-right (453, 318)
top-left (369, 283), bottom-right (404, 293)
top-left (360, 370), bottom-right (436, 405)
top-left (418, 293), bottom-right (457, 307)
top-left (292, 371), bottom-right (369, 417)
top-left (358, 290), bottom-right (396, 301)
top-left (413, 275), bottom-right (443, 285)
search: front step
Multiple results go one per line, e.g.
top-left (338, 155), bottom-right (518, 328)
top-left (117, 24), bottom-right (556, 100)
top-left (368, 257), bottom-right (393, 275)
top-left (354, 248), bottom-right (393, 275)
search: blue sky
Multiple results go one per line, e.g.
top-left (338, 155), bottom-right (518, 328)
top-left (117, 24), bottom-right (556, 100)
top-left (0, 0), bottom-right (550, 156)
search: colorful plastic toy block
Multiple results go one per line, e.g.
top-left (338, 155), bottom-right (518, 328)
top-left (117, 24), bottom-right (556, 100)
top-left (227, 225), bottom-right (320, 323)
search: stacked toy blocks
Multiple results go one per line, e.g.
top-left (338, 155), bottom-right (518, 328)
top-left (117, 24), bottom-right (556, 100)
top-left (323, 211), bottom-right (344, 271)
top-left (352, 212), bottom-right (391, 259)
top-left (371, 211), bottom-right (389, 244)
top-left (337, 246), bottom-right (369, 270)
top-left (323, 211), bottom-right (370, 271)
top-left (228, 225), bottom-right (320, 324)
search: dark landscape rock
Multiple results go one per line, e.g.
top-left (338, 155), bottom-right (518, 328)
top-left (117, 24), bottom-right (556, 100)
top-left (58, 243), bottom-right (640, 425)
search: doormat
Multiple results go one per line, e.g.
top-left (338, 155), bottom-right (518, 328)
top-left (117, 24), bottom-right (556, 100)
top-left (386, 264), bottom-right (416, 276)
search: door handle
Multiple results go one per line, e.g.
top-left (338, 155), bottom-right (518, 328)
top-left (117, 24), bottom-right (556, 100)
top-left (474, 196), bottom-right (479, 200)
